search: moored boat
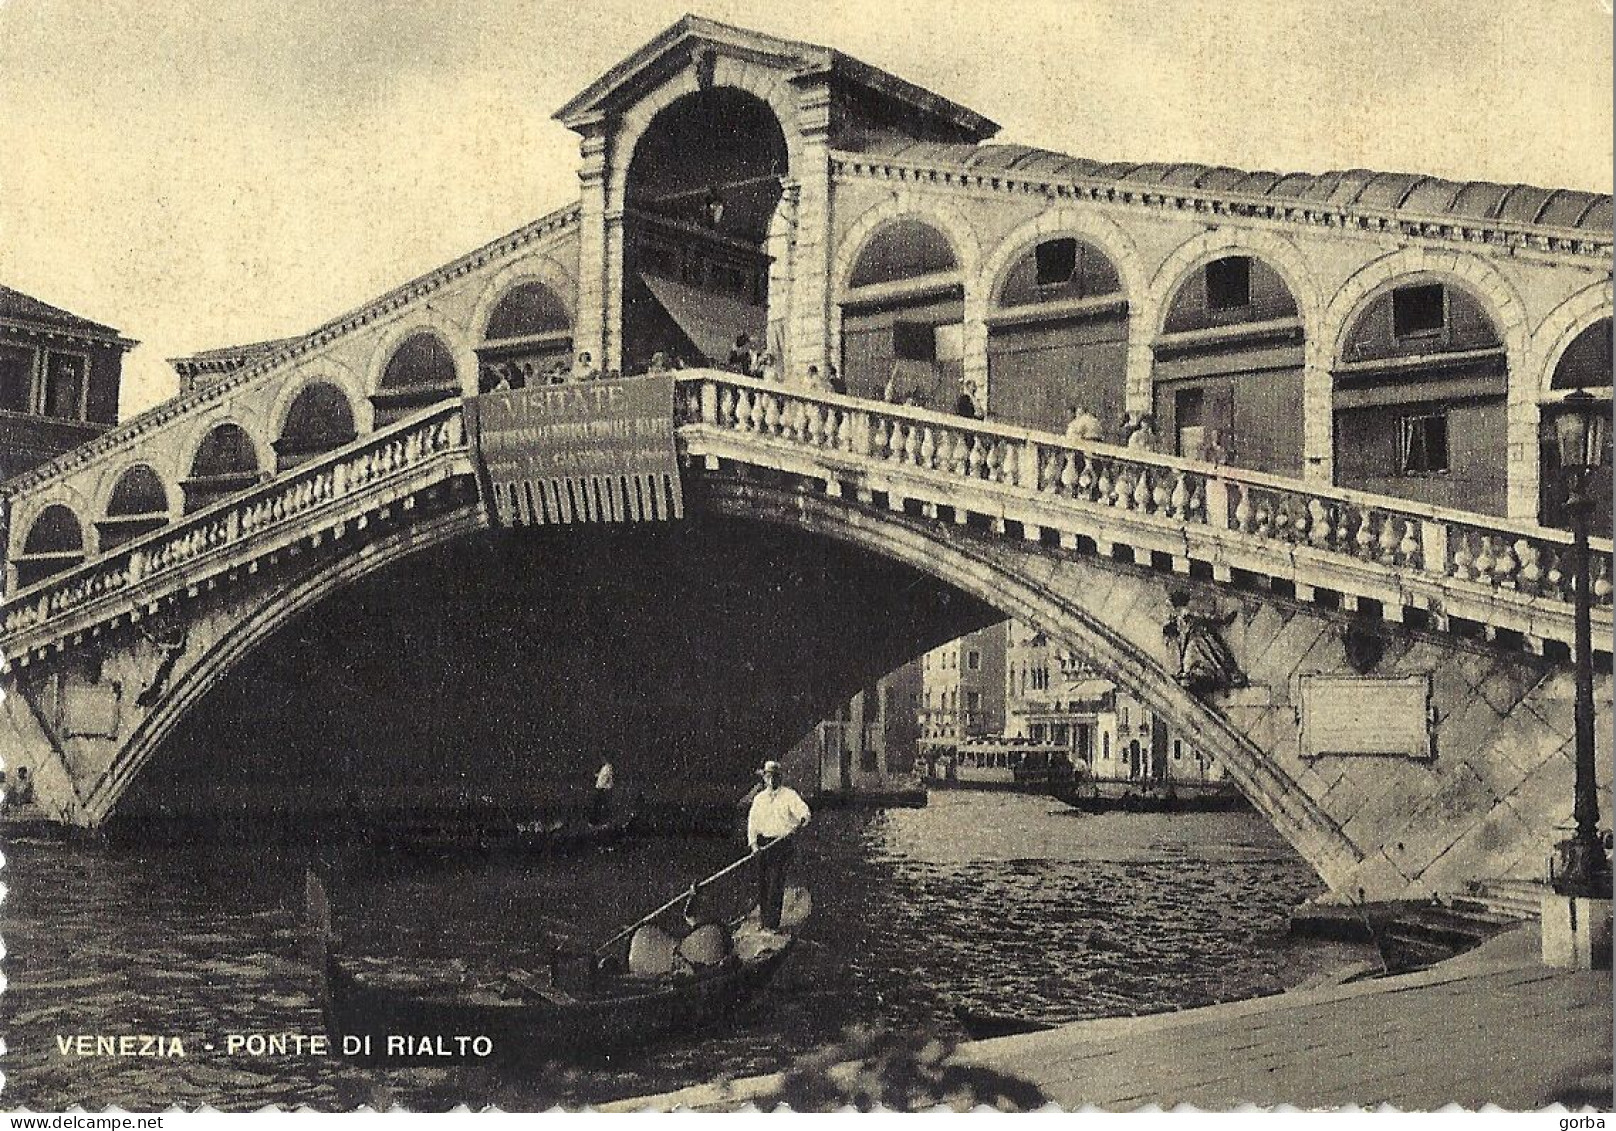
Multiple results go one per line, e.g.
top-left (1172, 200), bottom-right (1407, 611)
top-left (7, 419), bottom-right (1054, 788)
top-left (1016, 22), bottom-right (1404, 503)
top-left (1049, 776), bottom-right (1247, 813)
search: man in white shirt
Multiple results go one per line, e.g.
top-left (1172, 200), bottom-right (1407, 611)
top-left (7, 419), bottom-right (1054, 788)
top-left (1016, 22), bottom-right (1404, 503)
top-left (746, 760), bottom-right (811, 930)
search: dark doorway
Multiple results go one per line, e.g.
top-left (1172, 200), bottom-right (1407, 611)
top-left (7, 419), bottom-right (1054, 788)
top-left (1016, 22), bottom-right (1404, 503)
top-left (622, 88), bottom-right (789, 373)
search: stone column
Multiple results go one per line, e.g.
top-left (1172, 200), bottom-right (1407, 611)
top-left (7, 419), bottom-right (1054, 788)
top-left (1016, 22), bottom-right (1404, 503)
top-left (603, 208), bottom-right (626, 373)
top-left (571, 120), bottom-right (609, 370)
top-left (1506, 348), bottom-right (1542, 523)
top-left (767, 182), bottom-right (800, 373)
top-left (1301, 343), bottom-right (1333, 485)
top-left (787, 80), bottom-right (834, 378)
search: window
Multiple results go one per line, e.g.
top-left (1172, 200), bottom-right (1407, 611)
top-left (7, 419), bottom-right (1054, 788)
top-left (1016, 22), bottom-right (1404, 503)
top-left (0, 343), bottom-right (34, 413)
top-left (1205, 257), bottom-right (1251, 311)
top-left (1120, 705), bottom-right (1130, 729)
top-left (1400, 411), bottom-right (1450, 475)
top-left (42, 351), bottom-right (87, 419)
top-left (893, 321), bottom-right (937, 362)
top-left (966, 649), bottom-right (981, 672)
top-left (1393, 284), bottom-right (1445, 340)
top-left (1173, 740), bottom-right (1183, 760)
top-left (966, 691), bottom-right (982, 711)
top-left (1034, 238), bottom-right (1078, 287)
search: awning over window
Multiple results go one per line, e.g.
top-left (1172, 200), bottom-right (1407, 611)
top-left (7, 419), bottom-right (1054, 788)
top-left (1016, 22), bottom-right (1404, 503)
top-left (639, 273), bottom-right (767, 364)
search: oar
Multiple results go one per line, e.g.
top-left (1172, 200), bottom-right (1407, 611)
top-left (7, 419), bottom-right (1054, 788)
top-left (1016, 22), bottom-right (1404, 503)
top-left (590, 836), bottom-right (789, 957)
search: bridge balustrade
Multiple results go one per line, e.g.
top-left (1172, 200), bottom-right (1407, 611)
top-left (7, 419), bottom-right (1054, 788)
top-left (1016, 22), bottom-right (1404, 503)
top-left (4, 371), bottom-right (1611, 666)
top-left (673, 371), bottom-right (1613, 652)
top-left (1, 405), bottom-right (469, 658)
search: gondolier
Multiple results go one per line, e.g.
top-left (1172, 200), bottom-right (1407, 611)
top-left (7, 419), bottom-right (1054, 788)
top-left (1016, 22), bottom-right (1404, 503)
top-left (746, 760), bottom-right (811, 930)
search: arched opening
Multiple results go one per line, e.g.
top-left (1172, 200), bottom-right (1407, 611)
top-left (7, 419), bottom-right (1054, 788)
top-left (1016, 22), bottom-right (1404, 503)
top-left (622, 88), bottom-right (788, 373)
top-left (16, 503), bottom-right (86, 587)
top-left (371, 332), bottom-right (459, 427)
top-left (1153, 254), bottom-right (1304, 472)
top-left (840, 219), bottom-right (963, 407)
top-left (1540, 317), bottom-right (1613, 538)
top-left (99, 465), bottom-right (170, 549)
top-left (274, 383), bottom-right (358, 470)
top-left (988, 237), bottom-right (1127, 434)
top-left (477, 282), bottom-right (573, 391)
top-left (183, 423), bottom-right (262, 513)
top-left (1332, 277), bottom-right (1506, 513)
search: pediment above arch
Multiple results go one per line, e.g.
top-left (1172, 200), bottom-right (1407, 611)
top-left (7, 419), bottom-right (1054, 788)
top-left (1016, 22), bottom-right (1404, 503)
top-left (553, 14), bottom-right (997, 144)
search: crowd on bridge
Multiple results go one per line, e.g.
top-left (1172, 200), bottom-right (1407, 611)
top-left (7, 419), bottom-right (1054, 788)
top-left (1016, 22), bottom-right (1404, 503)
top-left (484, 328), bottom-right (1176, 454)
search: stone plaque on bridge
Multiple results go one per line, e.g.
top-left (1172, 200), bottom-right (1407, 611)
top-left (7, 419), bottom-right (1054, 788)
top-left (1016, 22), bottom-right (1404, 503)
top-left (1298, 673), bottom-right (1434, 761)
top-left (466, 374), bottom-right (683, 526)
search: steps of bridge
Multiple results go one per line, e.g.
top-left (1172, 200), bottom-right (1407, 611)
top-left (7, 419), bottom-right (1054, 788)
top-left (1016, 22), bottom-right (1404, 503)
top-left (1454, 879), bottom-right (1549, 921)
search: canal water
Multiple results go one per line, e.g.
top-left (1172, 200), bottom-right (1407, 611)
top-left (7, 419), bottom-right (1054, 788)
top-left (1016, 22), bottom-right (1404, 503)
top-left (4, 791), bottom-right (1371, 1110)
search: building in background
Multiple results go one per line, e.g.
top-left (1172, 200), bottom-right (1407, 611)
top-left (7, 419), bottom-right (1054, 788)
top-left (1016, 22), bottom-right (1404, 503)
top-left (1004, 620), bottom-right (1223, 787)
top-left (918, 621), bottom-right (1008, 760)
top-left (0, 285), bottom-right (134, 482)
top-left (792, 655), bottom-right (924, 798)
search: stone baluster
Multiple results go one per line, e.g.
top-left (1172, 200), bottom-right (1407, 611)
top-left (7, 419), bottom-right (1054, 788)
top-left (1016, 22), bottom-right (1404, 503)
top-left (1133, 468), bottom-right (1153, 512)
top-left (1076, 457), bottom-right (1095, 500)
top-left (747, 390), bottom-right (767, 433)
top-left (1059, 453), bottom-right (1079, 495)
top-left (1517, 539), bottom-right (1542, 593)
top-left (1040, 450), bottom-right (1060, 491)
top-left (1307, 499), bottom-right (1331, 547)
top-left (808, 403), bottom-right (827, 448)
top-left (1595, 556), bottom-right (1613, 605)
top-left (1377, 513), bottom-right (1401, 564)
top-left (1001, 441), bottom-right (1019, 487)
top-left (762, 393), bottom-right (781, 436)
top-left (1097, 462), bottom-right (1114, 506)
top-left (1472, 536), bottom-right (1497, 587)
top-left (1544, 547), bottom-right (1564, 596)
top-left (1397, 518), bottom-right (1421, 568)
top-left (1234, 485), bottom-right (1254, 533)
top-left (1491, 538), bottom-right (1517, 588)
top-left (919, 427), bottom-right (937, 469)
top-left (988, 440), bottom-right (1007, 483)
top-left (967, 437), bottom-right (986, 479)
top-left (719, 386), bottom-right (736, 427)
top-left (949, 432), bottom-right (970, 476)
top-left (838, 409), bottom-right (856, 453)
top-left (1353, 510), bottom-right (1377, 559)
top-left (903, 423), bottom-right (922, 465)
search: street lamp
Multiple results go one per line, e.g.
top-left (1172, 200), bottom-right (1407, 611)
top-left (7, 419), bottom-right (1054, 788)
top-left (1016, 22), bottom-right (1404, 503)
top-left (1551, 388), bottom-right (1611, 898)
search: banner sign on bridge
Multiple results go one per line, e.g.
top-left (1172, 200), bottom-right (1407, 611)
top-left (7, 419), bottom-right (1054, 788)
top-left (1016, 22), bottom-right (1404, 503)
top-left (466, 374), bottom-right (684, 526)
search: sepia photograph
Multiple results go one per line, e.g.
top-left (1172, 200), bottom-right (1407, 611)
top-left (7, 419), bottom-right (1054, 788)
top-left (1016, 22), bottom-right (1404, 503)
top-left (0, 0), bottom-right (1611, 1112)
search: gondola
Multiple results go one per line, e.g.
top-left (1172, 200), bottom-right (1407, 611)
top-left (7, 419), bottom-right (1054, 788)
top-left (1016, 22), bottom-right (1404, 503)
top-left (305, 843), bottom-right (805, 1064)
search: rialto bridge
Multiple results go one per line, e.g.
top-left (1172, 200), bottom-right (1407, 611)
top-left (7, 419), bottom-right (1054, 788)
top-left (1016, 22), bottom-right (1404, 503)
top-left (0, 17), bottom-right (1610, 905)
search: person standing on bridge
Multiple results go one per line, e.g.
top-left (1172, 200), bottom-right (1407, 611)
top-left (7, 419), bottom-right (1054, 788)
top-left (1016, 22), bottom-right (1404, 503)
top-left (1066, 404), bottom-right (1104, 444)
top-left (746, 760), bottom-right (811, 931)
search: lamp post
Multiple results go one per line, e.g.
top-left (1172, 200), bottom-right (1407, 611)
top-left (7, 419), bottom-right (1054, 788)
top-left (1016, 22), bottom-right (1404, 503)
top-left (1551, 388), bottom-right (1611, 899)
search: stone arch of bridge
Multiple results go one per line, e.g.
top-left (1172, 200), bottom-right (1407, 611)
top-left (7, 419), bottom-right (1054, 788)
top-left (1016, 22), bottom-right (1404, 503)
top-left (467, 256), bottom-right (579, 344)
top-left (1139, 230), bottom-right (1325, 475)
top-left (365, 316), bottom-right (478, 401)
top-left (179, 416), bottom-right (273, 486)
top-left (83, 469), bottom-right (1347, 890)
top-left (1536, 280), bottom-right (1613, 398)
top-left (695, 479), bottom-right (1351, 886)
top-left (266, 361), bottom-right (370, 444)
top-left (88, 504), bottom-right (488, 822)
top-left (832, 195), bottom-right (986, 397)
top-left (606, 55), bottom-right (803, 218)
top-left (1322, 246), bottom-right (1533, 517)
